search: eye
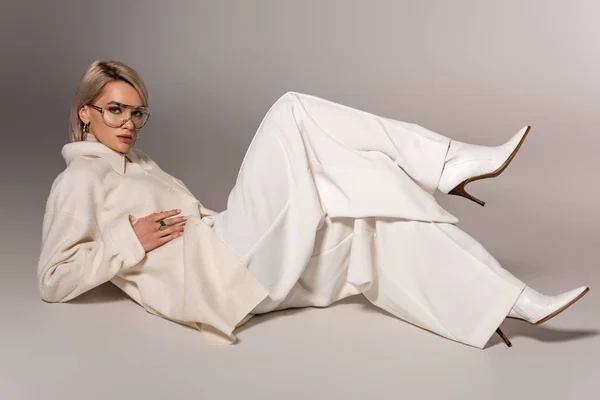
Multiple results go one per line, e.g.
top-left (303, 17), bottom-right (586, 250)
top-left (108, 106), bottom-right (121, 114)
top-left (132, 110), bottom-right (144, 117)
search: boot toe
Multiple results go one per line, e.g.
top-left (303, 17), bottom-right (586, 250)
top-left (536, 286), bottom-right (590, 325)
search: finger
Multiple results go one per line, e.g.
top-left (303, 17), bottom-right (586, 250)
top-left (155, 224), bottom-right (184, 237)
top-left (155, 217), bottom-right (186, 232)
top-left (163, 216), bottom-right (187, 224)
top-left (156, 220), bottom-right (168, 232)
top-left (157, 230), bottom-right (184, 244)
top-left (154, 216), bottom-right (186, 233)
top-left (152, 209), bottom-right (182, 221)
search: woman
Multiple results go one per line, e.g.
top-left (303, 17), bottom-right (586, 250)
top-left (37, 60), bottom-right (589, 349)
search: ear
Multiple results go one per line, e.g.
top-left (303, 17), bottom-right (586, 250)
top-left (78, 105), bottom-right (90, 124)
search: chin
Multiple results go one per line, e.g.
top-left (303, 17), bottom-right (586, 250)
top-left (113, 142), bottom-right (131, 153)
top-left (116, 140), bottom-right (132, 147)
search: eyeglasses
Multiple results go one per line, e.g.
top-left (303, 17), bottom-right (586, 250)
top-left (87, 101), bottom-right (150, 129)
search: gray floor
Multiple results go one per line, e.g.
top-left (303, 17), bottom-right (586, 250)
top-left (3, 192), bottom-right (599, 400)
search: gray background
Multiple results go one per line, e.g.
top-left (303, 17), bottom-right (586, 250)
top-left (1, 1), bottom-right (599, 399)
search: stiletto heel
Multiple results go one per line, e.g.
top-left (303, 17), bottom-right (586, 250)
top-left (448, 182), bottom-right (485, 207)
top-left (442, 125), bottom-right (531, 206)
top-left (496, 328), bottom-right (512, 347)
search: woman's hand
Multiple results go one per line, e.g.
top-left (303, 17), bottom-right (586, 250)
top-left (132, 209), bottom-right (187, 253)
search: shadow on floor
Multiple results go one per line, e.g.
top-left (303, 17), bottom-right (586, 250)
top-left (68, 282), bottom-right (129, 304)
top-left (488, 319), bottom-right (600, 348)
top-left (236, 295), bottom-right (600, 348)
top-left (65, 282), bottom-right (600, 348)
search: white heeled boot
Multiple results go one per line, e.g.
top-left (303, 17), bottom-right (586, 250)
top-left (508, 286), bottom-right (589, 325)
top-left (438, 125), bottom-right (531, 206)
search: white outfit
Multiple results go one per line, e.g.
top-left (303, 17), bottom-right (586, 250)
top-left (212, 91), bottom-right (526, 348)
top-left (38, 91), bottom-right (526, 349)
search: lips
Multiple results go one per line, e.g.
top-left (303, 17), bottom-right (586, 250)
top-left (117, 135), bottom-right (133, 144)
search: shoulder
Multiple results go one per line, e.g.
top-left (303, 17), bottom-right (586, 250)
top-left (69, 153), bottom-right (117, 177)
top-left (59, 157), bottom-right (110, 197)
top-left (44, 161), bottom-right (106, 217)
top-left (65, 156), bottom-right (107, 179)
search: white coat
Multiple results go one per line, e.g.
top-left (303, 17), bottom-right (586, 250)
top-left (37, 133), bottom-right (270, 345)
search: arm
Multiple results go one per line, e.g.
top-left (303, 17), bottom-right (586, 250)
top-left (37, 210), bottom-right (146, 303)
top-left (37, 167), bottom-right (146, 303)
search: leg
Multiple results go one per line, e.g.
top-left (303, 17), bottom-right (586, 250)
top-left (212, 91), bottom-right (586, 346)
top-left (285, 91), bottom-right (531, 208)
top-left (284, 91), bottom-right (452, 194)
top-left (362, 220), bottom-right (589, 348)
top-left (274, 91), bottom-right (459, 222)
top-left (213, 90), bottom-right (457, 313)
top-left (214, 91), bottom-right (458, 260)
top-left (359, 220), bottom-right (525, 349)
top-left (212, 91), bottom-right (514, 321)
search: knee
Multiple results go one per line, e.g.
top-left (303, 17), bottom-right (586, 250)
top-left (276, 91), bottom-right (313, 106)
top-left (274, 91), bottom-right (299, 105)
top-left (266, 91), bottom-right (302, 120)
top-left (281, 90), bottom-right (300, 98)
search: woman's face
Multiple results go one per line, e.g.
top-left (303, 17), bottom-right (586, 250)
top-left (79, 80), bottom-right (145, 154)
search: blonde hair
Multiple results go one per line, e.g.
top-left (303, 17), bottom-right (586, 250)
top-left (69, 60), bottom-right (149, 142)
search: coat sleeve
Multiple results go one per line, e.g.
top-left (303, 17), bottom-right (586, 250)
top-left (37, 170), bottom-right (146, 303)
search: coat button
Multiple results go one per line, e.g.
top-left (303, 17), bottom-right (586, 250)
top-left (166, 185), bottom-right (173, 191)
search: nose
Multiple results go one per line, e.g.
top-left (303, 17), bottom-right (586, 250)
top-left (122, 117), bottom-right (135, 130)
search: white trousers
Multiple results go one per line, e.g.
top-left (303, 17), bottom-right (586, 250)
top-left (212, 92), bottom-right (526, 349)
